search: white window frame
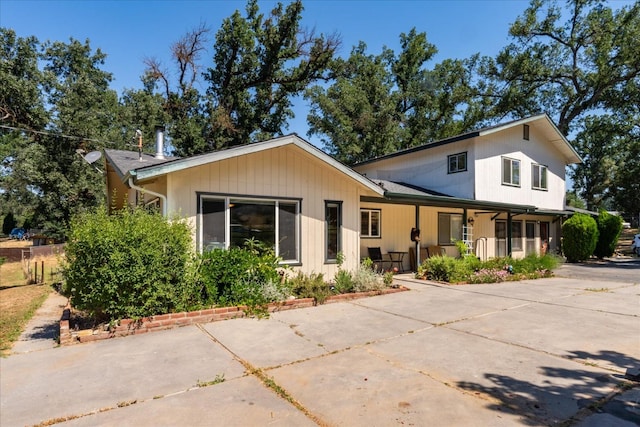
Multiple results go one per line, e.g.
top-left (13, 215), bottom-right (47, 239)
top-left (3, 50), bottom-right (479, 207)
top-left (532, 163), bottom-right (548, 190)
top-left (448, 152), bottom-right (467, 174)
top-left (360, 209), bottom-right (381, 238)
top-left (502, 156), bottom-right (521, 187)
top-left (198, 194), bottom-right (301, 264)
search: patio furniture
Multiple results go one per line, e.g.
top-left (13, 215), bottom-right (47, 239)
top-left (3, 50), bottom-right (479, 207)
top-left (388, 251), bottom-right (408, 272)
top-left (367, 247), bottom-right (391, 272)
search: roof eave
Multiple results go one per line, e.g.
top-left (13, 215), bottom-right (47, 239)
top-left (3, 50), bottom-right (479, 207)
top-left (375, 191), bottom-right (537, 213)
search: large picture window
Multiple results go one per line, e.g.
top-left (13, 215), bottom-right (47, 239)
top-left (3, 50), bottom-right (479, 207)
top-left (502, 157), bottom-right (521, 186)
top-left (448, 152), bottom-right (467, 173)
top-left (325, 201), bottom-right (342, 262)
top-left (532, 163), bottom-right (548, 190)
top-left (438, 212), bottom-right (463, 245)
top-left (360, 209), bottom-right (381, 238)
top-left (199, 195), bottom-right (300, 263)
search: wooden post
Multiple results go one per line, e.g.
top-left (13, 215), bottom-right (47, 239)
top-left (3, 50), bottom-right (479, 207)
top-left (41, 261), bottom-right (44, 283)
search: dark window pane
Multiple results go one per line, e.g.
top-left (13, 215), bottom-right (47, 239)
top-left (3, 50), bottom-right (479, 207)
top-left (202, 199), bottom-right (225, 251)
top-left (278, 203), bottom-right (297, 261)
top-left (326, 202), bottom-right (341, 261)
top-left (230, 201), bottom-right (275, 249)
top-left (361, 210), bottom-right (369, 235)
top-left (370, 211), bottom-right (380, 236)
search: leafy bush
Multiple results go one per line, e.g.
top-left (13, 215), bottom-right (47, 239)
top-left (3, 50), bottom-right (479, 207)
top-left (289, 272), bottom-right (330, 304)
top-left (417, 255), bottom-right (473, 283)
top-left (562, 213), bottom-right (599, 262)
top-left (417, 254), bottom-right (559, 284)
top-left (594, 210), bottom-right (623, 259)
top-left (197, 241), bottom-right (285, 307)
top-left (63, 206), bottom-right (193, 320)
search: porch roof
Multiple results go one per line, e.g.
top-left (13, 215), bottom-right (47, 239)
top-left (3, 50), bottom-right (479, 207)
top-left (363, 179), bottom-right (538, 213)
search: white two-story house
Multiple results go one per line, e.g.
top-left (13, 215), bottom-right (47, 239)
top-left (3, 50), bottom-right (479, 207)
top-left (105, 114), bottom-right (580, 275)
top-left (353, 114), bottom-right (582, 268)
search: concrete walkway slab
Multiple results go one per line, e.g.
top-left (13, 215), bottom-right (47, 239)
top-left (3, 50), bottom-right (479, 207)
top-left (1, 326), bottom-right (245, 427)
top-left (370, 326), bottom-right (620, 425)
top-left (267, 346), bottom-right (524, 426)
top-left (448, 302), bottom-right (640, 373)
top-left (10, 290), bottom-right (68, 354)
top-left (266, 301), bottom-right (430, 353)
top-left (61, 375), bottom-right (315, 427)
top-left (202, 316), bottom-right (328, 368)
top-left (354, 283), bottom-right (533, 325)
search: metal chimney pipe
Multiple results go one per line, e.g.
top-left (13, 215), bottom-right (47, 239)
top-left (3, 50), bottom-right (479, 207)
top-left (154, 126), bottom-right (165, 159)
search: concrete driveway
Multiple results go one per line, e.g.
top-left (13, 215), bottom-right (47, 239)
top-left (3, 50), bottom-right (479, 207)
top-left (2, 260), bottom-right (639, 426)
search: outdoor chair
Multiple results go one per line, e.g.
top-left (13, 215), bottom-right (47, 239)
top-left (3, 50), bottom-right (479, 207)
top-left (367, 247), bottom-right (391, 272)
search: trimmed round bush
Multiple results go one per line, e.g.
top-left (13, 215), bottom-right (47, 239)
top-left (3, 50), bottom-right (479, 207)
top-left (562, 213), bottom-right (599, 263)
top-left (594, 210), bottom-right (623, 259)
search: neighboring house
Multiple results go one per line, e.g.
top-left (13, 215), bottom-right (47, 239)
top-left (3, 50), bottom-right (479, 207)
top-left (104, 114), bottom-right (581, 275)
top-left (353, 114), bottom-right (582, 267)
top-left (105, 133), bottom-right (384, 278)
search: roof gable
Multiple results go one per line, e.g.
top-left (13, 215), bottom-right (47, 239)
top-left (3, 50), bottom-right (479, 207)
top-left (354, 114), bottom-right (581, 167)
top-left (105, 134), bottom-right (384, 196)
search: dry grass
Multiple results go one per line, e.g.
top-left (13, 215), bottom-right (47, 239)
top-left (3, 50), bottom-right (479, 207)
top-left (0, 284), bottom-right (51, 355)
top-left (1, 239), bottom-right (62, 355)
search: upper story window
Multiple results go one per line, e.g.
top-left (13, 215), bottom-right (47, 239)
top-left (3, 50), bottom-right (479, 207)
top-left (502, 157), bottom-right (520, 187)
top-left (360, 209), bottom-right (381, 238)
top-left (523, 124), bottom-right (530, 140)
top-left (532, 163), bottom-right (548, 190)
top-left (448, 152), bottom-right (467, 173)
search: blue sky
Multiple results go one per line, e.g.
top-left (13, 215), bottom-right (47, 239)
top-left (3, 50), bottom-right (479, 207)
top-left (2, 0), bottom-right (535, 138)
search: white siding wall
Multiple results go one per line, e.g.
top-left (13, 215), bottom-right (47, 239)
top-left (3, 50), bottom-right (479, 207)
top-left (355, 141), bottom-right (475, 199)
top-left (165, 144), bottom-right (374, 277)
top-left (474, 126), bottom-right (566, 210)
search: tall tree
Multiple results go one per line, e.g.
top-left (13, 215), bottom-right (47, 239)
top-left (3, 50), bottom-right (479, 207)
top-left (0, 31), bottom-right (119, 238)
top-left (306, 29), bottom-right (480, 164)
top-left (0, 29), bottom-right (49, 225)
top-left (306, 42), bottom-right (400, 164)
top-left (144, 24), bottom-right (210, 156)
top-left (203, 0), bottom-right (340, 150)
top-left (478, 0), bottom-right (640, 136)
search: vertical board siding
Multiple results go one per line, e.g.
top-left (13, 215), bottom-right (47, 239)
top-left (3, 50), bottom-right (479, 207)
top-left (167, 145), bottom-right (372, 277)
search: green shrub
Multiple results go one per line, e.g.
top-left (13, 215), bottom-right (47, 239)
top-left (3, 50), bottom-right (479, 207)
top-left (289, 272), bottom-right (330, 304)
top-left (352, 259), bottom-right (384, 292)
top-left (594, 210), bottom-right (623, 259)
top-left (197, 242), bottom-right (284, 307)
top-left (417, 254), bottom-right (559, 284)
top-left (417, 255), bottom-right (472, 283)
top-left (562, 213), bottom-right (599, 262)
top-left (63, 206), bottom-right (193, 320)
top-left (333, 269), bottom-right (354, 294)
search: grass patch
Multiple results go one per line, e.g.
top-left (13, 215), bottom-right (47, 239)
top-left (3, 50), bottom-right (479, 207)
top-left (0, 283), bottom-right (51, 355)
top-left (0, 253), bottom-right (61, 356)
top-left (585, 288), bottom-right (610, 292)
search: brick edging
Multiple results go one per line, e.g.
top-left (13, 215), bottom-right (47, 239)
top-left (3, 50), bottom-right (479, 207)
top-left (59, 286), bottom-right (407, 346)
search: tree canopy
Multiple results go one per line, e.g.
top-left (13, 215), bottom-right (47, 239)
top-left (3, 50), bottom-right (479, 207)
top-left (2, 0), bottom-right (639, 236)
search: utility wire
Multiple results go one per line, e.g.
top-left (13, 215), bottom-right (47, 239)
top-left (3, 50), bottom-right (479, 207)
top-left (0, 124), bottom-right (122, 145)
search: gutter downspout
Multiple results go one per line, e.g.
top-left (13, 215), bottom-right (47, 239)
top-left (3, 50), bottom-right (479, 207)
top-left (128, 177), bottom-right (167, 217)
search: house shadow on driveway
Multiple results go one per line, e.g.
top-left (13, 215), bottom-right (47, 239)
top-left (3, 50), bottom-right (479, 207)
top-left (455, 350), bottom-right (640, 426)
